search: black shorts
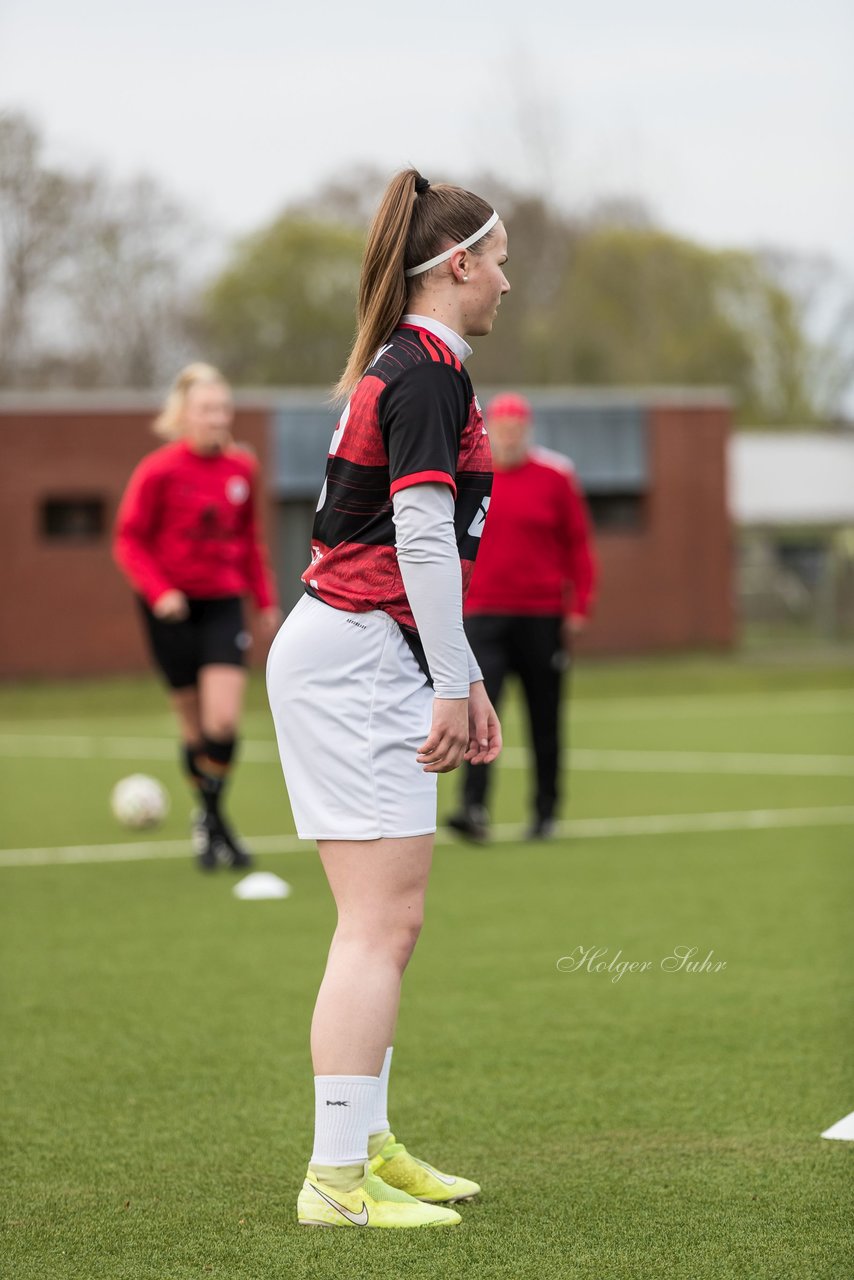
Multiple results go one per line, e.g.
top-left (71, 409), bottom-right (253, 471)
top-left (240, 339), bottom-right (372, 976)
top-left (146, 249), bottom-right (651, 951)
top-left (138, 596), bottom-right (251, 690)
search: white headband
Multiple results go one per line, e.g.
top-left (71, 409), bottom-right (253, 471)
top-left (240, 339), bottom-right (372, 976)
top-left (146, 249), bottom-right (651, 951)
top-left (404, 210), bottom-right (500, 278)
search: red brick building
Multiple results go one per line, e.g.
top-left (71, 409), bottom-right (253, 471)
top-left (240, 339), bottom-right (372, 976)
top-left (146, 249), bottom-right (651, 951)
top-left (0, 389), bottom-right (733, 679)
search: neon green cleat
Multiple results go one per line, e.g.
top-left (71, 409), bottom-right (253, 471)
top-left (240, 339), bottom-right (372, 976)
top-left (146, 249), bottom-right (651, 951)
top-left (297, 1166), bottom-right (461, 1228)
top-left (368, 1133), bottom-right (481, 1204)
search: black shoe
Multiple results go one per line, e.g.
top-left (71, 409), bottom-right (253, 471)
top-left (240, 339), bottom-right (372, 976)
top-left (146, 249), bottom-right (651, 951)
top-left (191, 811), bottom-right (218, 871)
top-left (525, 817), bottom-right (558, 841)
top-left (209, 812), bottom-right (254, 870)
top-left (191, 811), bottom-right (253, 870)
top-left (446, 805), bottom-right (490, 843)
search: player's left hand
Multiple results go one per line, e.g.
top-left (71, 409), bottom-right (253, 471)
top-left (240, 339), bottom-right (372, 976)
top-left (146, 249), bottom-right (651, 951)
top-left (258, 606), bottom-right (284, 641)
top-left (561, 614), bottom-right (586, 651)
top-left (465, 680), bottom-right (502, 766)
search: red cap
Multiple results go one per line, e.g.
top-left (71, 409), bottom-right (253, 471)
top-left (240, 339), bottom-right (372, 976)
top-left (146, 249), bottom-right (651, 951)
top-left (487, 392), bottom-right (533, 424)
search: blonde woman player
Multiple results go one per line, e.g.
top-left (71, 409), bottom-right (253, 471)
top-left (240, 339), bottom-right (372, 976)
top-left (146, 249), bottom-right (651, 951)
top-left (114, 364), bottom-right (281, 870)
top-left (266, 170), bottom-right (509, 1228)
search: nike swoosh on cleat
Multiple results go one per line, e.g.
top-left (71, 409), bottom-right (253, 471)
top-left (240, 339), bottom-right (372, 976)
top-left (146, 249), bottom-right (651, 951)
top-left (413, 1158), bottom-right (456, 1185)
top-left (310, 1183), bottom-right (369, 1225)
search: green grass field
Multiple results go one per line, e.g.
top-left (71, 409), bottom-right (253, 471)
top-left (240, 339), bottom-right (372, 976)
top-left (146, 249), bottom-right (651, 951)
top-left (1, 655), bottom-right (852, 1279)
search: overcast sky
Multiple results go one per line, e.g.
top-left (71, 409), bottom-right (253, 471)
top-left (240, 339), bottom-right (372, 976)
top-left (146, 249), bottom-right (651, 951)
top-left (2, 0), bottom-right (852, 276)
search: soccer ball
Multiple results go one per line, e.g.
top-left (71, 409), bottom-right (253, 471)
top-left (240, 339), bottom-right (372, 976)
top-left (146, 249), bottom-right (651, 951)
top-left (110, 774), bottom-right (170, 830)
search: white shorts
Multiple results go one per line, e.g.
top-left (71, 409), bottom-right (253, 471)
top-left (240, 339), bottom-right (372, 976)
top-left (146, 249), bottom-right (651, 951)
top-left (265, 594), bottom-right (436, 840)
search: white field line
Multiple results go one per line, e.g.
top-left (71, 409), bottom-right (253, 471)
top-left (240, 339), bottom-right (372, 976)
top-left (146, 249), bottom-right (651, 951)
top-left (566, 748), bottom-right (854, 777)
top-left (557, 805), bottom-right (854, 838)
top-left (2, 805), bottom-right (853, 868)
top-left (1, 733), bottom-right (853, 778)
top-left (567, 688), bottom-right (854, 722)
top-left (0, 734), bottom-right (180, 759)
top-left (0, 734), bottom-right (278, 762)
top-left (0, 835), bottom-right (306, 866)
top-left (1, 685), bottom-right (853, 735)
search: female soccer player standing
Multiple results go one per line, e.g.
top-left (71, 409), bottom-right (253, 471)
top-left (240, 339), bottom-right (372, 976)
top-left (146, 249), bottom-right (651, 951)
top-left (114, 364), bottom-right (281, 870)
top-left (266, 170), bottom-right (508, 1228)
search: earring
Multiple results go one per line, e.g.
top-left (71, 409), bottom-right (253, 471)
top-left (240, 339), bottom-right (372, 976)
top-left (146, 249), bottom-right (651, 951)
top-left (462, 275), bottom-right (469, 282)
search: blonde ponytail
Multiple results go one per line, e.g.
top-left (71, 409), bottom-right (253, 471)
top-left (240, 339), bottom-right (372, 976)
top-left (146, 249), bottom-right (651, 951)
top-left (153, 362), bottom-right (229, 439)
top-left (335, 169), bottom-right (496, 400)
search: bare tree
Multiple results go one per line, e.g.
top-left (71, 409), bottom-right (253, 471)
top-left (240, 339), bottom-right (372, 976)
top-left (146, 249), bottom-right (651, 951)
top-left (759, 249), bottom-right (854, 424)
top-left (59, 172), bottom-right (202, 387)
top-left (0, 112), bottom-right (77, 384)
top-left (288, 164), bottom-right (389, 229)
top-left (1, 110), bottom-right (206, 388)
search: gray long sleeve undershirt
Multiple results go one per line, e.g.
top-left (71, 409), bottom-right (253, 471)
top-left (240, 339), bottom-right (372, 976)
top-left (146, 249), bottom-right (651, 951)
top-left (392, 482), bottom-right (483, 699)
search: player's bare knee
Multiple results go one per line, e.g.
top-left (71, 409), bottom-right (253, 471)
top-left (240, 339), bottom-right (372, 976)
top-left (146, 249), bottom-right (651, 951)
top-left (388, 916), bottom-right (423, 969)
top-left (332, 918), bottom-right (421, 970)
top-left (201, 718), bottom-right (236, 741)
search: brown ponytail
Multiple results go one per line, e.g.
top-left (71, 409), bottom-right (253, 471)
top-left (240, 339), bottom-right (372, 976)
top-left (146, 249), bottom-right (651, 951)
top-left (335, 168), bottom-right (496, 400)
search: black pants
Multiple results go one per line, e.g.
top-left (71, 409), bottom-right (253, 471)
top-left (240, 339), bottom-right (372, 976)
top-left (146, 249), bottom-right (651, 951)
top-left (462, 614), bottom-right (567, 821)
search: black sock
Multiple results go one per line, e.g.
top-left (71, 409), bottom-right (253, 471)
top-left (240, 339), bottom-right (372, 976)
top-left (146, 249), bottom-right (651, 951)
top-left (195, 736), bottom-right (236, 820)
top-left (182, 742), bottom-right (205, 786)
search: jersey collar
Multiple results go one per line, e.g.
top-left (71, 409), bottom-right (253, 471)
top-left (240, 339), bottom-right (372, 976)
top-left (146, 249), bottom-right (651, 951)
top-left (402, 313), bottom-right (472, 364)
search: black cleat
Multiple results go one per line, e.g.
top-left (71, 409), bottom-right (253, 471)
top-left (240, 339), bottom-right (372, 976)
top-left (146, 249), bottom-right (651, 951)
top-left (191, 811), bottom-right (219, 871)
top-left (525, 817), bottom-right (558, 841)
top-left (446, 805), bottom-right (490, 844)
top-left (209, 813), bottom-right (253, 870)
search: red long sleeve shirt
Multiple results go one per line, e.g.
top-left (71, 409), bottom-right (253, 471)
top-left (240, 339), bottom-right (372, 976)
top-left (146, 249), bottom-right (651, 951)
top-left (465, 446), bottom-right (597, 619)
top-left (113, 439), bottom-right (277, 609)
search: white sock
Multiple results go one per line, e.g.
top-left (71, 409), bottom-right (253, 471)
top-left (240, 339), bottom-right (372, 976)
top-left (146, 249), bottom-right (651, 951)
top-left (368, 1046), bottom-right (393, 1138)
top-left (310, 1074), bottom-right (378, 1166)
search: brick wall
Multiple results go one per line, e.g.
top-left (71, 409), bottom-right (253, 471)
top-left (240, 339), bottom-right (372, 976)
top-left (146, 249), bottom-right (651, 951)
top-left (575, 406), bottom-right (734, 655)
top-left (0, 396), bottom-right (734, 677)
top-left (0, 406), bottom-right (272, 679)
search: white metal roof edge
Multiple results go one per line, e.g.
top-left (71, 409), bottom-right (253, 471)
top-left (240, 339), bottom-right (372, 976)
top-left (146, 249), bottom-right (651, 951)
top-left (0, 385), bottom-right (734, 414)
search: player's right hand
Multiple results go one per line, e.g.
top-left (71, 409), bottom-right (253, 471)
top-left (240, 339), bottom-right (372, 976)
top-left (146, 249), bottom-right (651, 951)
top-left (465, 680), bottom-right (502, 766)
top-left (152, 589), bottom-right (189, 622)
top-left (417, 697), bottom-right (469, 773)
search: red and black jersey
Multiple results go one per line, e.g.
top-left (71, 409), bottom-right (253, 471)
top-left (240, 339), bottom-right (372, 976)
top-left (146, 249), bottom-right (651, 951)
top-left (114, 439), bottom-right (277, 609)
top-left (303, 322), bottom-right (493, 665)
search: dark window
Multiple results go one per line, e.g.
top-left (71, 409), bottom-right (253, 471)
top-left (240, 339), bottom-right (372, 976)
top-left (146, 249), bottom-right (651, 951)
top-left (586, 491), bottom-right (645, 532)
top-left (41, 498), bottom-right (106, 542)
top-left (776, 539), bottom-right (828, 593)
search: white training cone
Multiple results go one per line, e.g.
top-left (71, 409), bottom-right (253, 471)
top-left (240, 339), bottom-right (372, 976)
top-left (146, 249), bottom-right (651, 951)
top-left (821, 1111), bottom-right (854, 1141)
top-left (233, 872), bottom-right (292, 901)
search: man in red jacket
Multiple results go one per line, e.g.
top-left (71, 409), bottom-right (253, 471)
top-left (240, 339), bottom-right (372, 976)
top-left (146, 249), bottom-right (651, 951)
top-left (446, 392), bottom-right (597, 841)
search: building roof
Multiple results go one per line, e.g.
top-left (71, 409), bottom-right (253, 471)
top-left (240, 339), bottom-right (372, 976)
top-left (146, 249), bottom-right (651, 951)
top-left (0, 386), bottom-right (733, 414)
top-left (730, 433), bottom-right (854, 525)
